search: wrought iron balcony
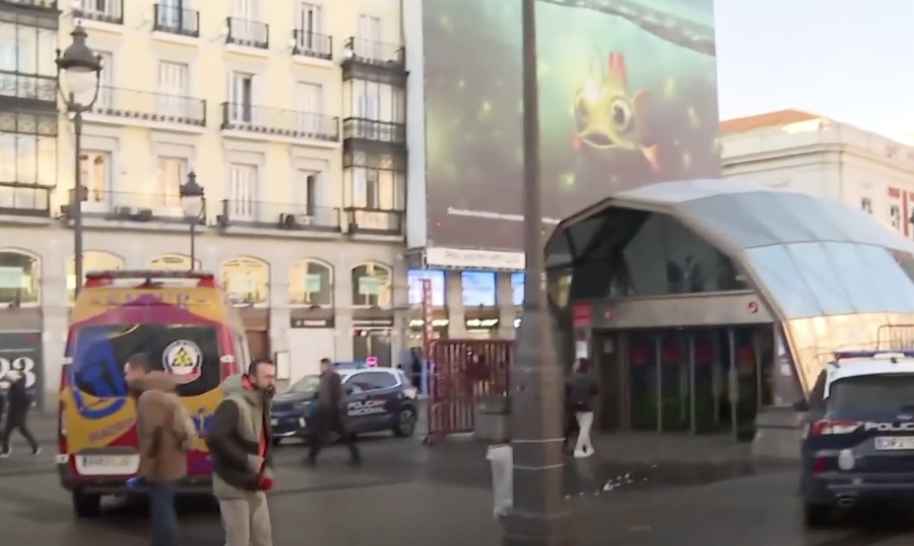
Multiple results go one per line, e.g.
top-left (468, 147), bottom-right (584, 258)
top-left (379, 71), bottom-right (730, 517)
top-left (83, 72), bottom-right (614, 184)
top-left (153, 3), bottom-right (200, 38)
top-left (344, 207), bottom-right (403, 236)
top-left (343, 117), bottom-right (406, 147)
top-left (4, 0), bottom-right (57, 10)
top-left (220, 102), bottom-right (339, 141)
top-left (0, 183), bottom-right (50, 218)
top-left (292, 30), bottom-right (332, 61)
top-left (217, 201), bottom-right (342, 232)
top-left (89, 86), bottom-right (206, 127)
top-left (226, 17), bottom-right (269, 49)
top-left (0, 70), bottom-right (57, 109)
top-left (72, 0), bottom-right (123, 24)
top-left (70, 191), bottom-right (192, 223)
top-left (342, 37), bottom-right (404, 68)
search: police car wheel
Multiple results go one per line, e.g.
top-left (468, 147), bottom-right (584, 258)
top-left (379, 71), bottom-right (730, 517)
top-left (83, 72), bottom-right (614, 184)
top-left (803, 501), bottom-right (832, 528)
top-left (72, 490), bottom-right (101, 518)
top-left (393, 408), bottom-right (416, 437)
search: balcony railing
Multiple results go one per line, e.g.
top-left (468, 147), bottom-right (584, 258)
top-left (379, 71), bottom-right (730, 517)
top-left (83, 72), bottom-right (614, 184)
top-left (73, 0), bottom-right (123, 24)
top-left (76, 191), bottom-right (189, 223)
top-left (5, 0), bottom-right (57, 9)
top-left (153, 4), bottom-right (200, 37)
top-left (0, 71), bottom-right (56, 104)
top-left (342, 37), bottom-right (405, 68)
top-left (218, 201), bottom-right (342, 232)
top-left (345, 207), bottom-right (403, 235)
top-left (0, 183), bottom-right (50, 218)
top-left (220, 102), bottom-right (338, 141)
top-left (226, 17), bottom-right (269, 49)
top-left (292, 30), bottom-right (332, 61)
top-left (90, 86), bottom-right (206, 127)
top-left (343, 117), bottom-right (406, 145)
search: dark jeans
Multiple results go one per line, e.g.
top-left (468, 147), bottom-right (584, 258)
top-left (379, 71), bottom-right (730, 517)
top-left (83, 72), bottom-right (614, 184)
top-left (562, 410), bottom-right (578, 447)
top-left (0, 416), bottom-right (38, 453)
top-left (148, 482), bottom-right (180, 546)
top-left (308, 408), bottom-right (360, 461)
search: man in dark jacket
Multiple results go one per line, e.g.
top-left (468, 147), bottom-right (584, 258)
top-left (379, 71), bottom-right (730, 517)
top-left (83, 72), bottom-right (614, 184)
top-left (0, 370), bottom-right (38, 457)
top-left (205, 359), bottom-right (276, 546)
top-left (305, 358), bottom-right (360, 466)
top-left (565, 358), bottom-right (598, 458)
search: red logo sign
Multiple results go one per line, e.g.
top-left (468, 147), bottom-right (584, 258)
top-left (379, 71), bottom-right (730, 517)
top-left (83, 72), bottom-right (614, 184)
top-left (572, 304), bottom-right (591, 327)
top-left (747, 301), bottom-right (758, 314)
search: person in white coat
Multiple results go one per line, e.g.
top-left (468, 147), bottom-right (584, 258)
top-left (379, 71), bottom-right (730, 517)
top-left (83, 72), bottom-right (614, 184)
top-left (565, 358), bottom-right (598, 458)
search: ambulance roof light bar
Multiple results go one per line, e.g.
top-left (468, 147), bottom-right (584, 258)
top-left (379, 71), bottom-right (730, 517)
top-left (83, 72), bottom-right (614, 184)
top-left (833, 350), bottom-right (914, 360)
top-left (84, 270), bottom-right (216, 288)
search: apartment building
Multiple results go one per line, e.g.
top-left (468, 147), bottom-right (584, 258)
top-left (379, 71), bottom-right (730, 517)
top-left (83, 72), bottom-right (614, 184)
top-left (0, 0), bottom-right (408, 406)
top-left (722, 109), bottom-right (914, 239)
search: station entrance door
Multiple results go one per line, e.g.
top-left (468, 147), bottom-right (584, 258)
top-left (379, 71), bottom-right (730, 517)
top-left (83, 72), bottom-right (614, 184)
top-left (594, 326), bottom-right (774, 440)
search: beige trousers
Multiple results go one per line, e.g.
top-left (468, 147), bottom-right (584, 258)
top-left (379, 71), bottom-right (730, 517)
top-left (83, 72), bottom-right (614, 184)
top-left (219, 491), bottom-right (273, 546)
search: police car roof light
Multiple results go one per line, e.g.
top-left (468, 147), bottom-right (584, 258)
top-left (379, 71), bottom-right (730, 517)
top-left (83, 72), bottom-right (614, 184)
top-left (84, 270), bottom-right (216, 288)
top-left (833, 350), bottom-right (914, 360)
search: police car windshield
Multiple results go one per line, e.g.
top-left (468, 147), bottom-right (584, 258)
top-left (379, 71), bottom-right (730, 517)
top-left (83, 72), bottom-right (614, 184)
top-left (287, 374), bottom-right (320, 394)
top-left (829, 374), bottom-right (914, 416)
top-left (70, 324), bottom-right (221, 398)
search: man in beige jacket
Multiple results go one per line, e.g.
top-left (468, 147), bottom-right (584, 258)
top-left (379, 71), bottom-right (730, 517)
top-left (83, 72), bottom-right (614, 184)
top-left (125, 353), bottom-right (198, 546)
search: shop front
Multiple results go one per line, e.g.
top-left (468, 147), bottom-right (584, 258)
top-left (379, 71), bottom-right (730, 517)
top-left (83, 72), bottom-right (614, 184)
top-left (408, 311), bottom-right (449, 346)
top-left (464, 308), bottom-right (501, 339)
top-left (352, 311), bottom-right (394, 367)
top-left (288, 308), bottom-right (336, 376)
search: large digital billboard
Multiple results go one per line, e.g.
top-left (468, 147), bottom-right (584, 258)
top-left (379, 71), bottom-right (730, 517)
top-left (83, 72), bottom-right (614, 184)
top-left (421, 0), bottom-right (721, 253)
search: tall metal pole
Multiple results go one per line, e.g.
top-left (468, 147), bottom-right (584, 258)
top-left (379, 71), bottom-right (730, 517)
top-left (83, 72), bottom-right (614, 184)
top-left (502, 1), bottom-right (575, 545)
top-left (72, 110), bottom-right (84, 297)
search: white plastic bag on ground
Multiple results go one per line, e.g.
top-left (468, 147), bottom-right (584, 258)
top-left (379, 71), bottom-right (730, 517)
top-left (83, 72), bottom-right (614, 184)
top-left (487, 443), bottom-right (513, 519)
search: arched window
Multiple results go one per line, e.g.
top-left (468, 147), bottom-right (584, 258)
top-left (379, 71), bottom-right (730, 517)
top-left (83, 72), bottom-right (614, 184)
top-left (148, 254), bottom-right (201, 271)
top-left (221, 256), bottom-right (270, 305)
top-left (0, 249), bottom-right (39, 305)
top-left (67, 251), bottom-right (125, 300)
top-left (351, 262), bottom-right (392, 307)
top-left (289, 259), bottom-right (333, 306)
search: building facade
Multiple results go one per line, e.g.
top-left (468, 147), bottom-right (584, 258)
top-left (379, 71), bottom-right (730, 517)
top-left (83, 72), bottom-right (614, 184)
top-left (0, 0), bottom-right (409, 407)
top-left (721, 109), bottom-right (914, 238)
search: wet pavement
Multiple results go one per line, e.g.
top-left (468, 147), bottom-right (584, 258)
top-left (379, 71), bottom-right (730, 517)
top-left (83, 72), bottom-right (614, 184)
top-left (2, 429), bottom-right (914, 545)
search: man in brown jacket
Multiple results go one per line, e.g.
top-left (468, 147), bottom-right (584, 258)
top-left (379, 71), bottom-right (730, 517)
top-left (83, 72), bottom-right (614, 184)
top-left (125, 353), bottom-right (197, 546)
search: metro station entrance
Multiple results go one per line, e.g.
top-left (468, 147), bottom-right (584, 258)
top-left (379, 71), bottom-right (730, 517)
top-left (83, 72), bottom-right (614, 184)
top-left (594, 325), bottom-right (774, 441)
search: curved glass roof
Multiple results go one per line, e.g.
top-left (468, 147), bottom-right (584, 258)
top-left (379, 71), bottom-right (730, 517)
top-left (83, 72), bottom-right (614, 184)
top-left (546, 179), bottom-right (914, 319)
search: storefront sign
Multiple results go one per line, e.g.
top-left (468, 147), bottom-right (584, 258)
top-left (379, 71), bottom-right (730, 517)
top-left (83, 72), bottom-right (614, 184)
top-left (353, 318), bottom-right (394, 328)
top-left (290, 317), bottom-right (335, 328)
top-left (465, 317), bottom-right (499, 330)
top-left (0, 331), bottom-right (42, 405)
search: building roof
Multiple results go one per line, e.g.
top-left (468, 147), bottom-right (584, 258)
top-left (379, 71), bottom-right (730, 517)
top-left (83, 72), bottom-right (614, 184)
top-left (719, 109), bottom-right (823, 135)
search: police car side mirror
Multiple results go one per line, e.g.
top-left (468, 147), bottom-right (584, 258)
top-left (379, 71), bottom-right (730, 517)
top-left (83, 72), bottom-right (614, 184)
top-left (792, 399), bottom-right (809, 412)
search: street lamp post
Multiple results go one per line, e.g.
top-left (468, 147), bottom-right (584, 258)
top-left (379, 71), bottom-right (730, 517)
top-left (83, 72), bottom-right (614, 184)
top-left (179, 172), bottom-right (205, 270)
top-left (56, 24), bottom-right (102, 298)
top-left (502, 1), bottom-right (575, 545)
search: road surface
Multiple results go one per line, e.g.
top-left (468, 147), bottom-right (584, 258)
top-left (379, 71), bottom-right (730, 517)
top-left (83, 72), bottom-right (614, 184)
top-left (1, 429), bottom-right (913, 545)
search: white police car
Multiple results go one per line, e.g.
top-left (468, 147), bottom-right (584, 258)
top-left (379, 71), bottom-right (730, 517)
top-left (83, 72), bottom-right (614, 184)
top-left (796, 350), bottom-right (914, 527)
top-left (270, 366), bottom-right (418, 444)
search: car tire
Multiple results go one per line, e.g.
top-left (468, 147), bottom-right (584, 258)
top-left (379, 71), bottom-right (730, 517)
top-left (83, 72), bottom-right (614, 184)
top-left (393, 407), bottom-right (417, 437)
top-left (72, 490), bottom-right (101, 519)
top-left (803, 501), bottom-right (832, 528)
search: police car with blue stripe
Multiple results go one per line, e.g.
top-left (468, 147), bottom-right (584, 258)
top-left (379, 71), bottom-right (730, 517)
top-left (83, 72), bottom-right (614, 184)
top-left (270, 363), bottom-right (418, 444)
top-left (797, 350), bottom-right (914, 527)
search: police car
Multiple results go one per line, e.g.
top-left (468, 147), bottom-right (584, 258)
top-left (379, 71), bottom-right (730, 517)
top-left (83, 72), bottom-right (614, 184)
top-left (270, 365), bottom-right (418, 444)
top-left (797, 350), bottom-right (914, 527)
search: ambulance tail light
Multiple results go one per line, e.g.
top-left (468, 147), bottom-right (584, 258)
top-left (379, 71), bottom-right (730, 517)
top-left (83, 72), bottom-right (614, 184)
top-left (84, 270), bottom-right (216, 289)
top-left (811, 419), bottom-right (862, 436)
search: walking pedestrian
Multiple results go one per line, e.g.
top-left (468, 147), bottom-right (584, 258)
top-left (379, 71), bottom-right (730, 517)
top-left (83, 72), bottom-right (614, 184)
top-left (124, 353), bottom-right (198, 546)
top-left (205, 359), bottom-right (277, 546)
top-left (0, 370), bottom-right (39, 457)
top-left (304, 358), bottom-right (361, 466)
top-left (566, 358), bottom-right (598, 458)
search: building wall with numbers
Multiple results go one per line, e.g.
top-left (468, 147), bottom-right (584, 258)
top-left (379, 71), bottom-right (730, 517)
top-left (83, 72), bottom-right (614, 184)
top-left (722, 109), bottom-right (914, 239)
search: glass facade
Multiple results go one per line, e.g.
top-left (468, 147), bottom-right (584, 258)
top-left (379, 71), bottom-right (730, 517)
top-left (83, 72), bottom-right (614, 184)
top-left (547, 179), bottom-right (914, 392)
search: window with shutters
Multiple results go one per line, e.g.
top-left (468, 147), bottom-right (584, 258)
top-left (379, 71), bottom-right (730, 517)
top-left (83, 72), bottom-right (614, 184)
top-left (357, 15), bottom-right (382, 59)
top-left (156, 61), bottom-right (189, 118)
top-left (227, 164), bottom-right (257, 220)
top-left (295, 81), bottom-right (323, 133)
top-left (79, 151), bottom-right (112, 204)
top-left (155, 157), bottom-right (186, 207)
top-left (295, 2), bottom-right (324, 53)
top-left (294, 169), bottom-right (320, 217)
top-left (860, 197), bottom-right (872, 214)
top-left (94, 51), bottom-right (114, 107)
top-left (890, 204), bottom-right (901, 229)
top-left (228, 72), bottom-right (254, 123)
